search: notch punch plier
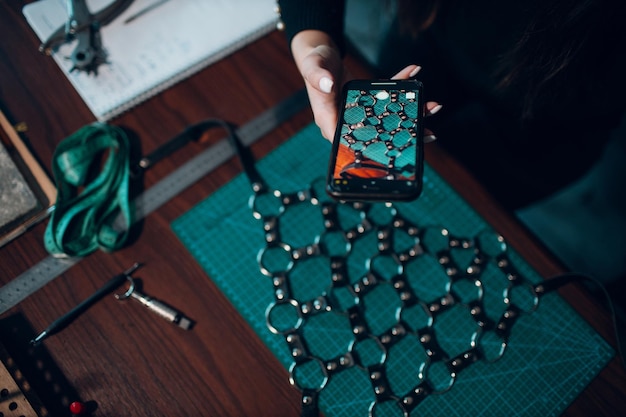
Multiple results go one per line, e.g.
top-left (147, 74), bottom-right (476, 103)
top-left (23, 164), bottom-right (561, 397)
top-left (39, 0), bottom-right (134, 73)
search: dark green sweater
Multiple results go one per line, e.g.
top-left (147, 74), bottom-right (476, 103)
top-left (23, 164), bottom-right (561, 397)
top-left (277, 0), bottom-right (626, 209)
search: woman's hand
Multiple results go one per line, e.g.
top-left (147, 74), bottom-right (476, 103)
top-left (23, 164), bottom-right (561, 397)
top-left (391, 65), bottom-right (441, 143)
top-left (291, 30), bottom-right (347, 140)
top-left (291, 31), bottom-right (441, 141)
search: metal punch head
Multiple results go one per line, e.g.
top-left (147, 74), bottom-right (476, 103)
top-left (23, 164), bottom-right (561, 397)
top-left (112, 267), bottom-right (194, 330)
top-left (114, 272), bottom-right (138, 300)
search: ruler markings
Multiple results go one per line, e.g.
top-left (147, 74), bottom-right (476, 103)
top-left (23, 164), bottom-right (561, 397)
top-left (0, 90), bottom-right (308, 314)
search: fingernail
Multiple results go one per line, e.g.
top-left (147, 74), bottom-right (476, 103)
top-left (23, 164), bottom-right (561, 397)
top-left (409, 65), bottom-right (422, 78)
top-left (427, 104), bottom-right (443, 116)
top-left (423, 134), bottom-right (437, 143)
top-left (319, 77), bottom-right (333, 93)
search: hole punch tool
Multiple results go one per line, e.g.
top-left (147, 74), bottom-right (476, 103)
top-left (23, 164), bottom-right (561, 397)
top-left (30, 262), bottom-right (142, 346)
top-left (39, 0), bottom-right (134, 73)
top-left (114, 274), bottom-right (194, 330)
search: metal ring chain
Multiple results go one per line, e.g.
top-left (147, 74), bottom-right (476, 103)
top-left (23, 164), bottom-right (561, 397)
top-left (249, 180), bottom-right (547, 417)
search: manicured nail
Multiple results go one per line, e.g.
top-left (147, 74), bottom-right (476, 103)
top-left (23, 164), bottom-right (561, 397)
top-left (319, 77), bottom-right (333, 93)
top-left (427, 104), bottom-right (443, 116)
top-left (409, 65), bottom-right (422, 78)
top-left (423, 134), bottom-right (437, 143)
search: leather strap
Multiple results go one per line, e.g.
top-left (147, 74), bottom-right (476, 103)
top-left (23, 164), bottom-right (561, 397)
top-left (168, 118), bottom-right (268, 192)
top-left (44, 123), bottom-right (132, 257)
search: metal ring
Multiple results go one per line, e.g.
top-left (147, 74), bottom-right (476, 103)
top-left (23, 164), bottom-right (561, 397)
top-left (257, 242), bottom-right (294, 277)
top-left (422, 359), bottom-right (456, 395)
top-left (475, 228), bottom-right (508, 258)
top-left (364, 203), bottom-right (397, 228)
top-left (366, 252), bottom-right (404, 281)
top-left (288, 356), bottom-right (329, 393)
top-left (419, 225), bottom-right (451, 255)
top-left (447, 276), bottom-right (484, 305)
top-left (503, 281), bottom-right (540, 313)
top-left (249, 188), bottom-right (285, 220)
top-left (113, 275), bottom-right (135, 300)
top-left (265, 299), bottom-right (304, 335)
top-left (326, 283), bottom-right (360, 313)
top-left (369, 397), bottom-right (408, 417)
top-left (349, 334), bottom-right (388, 369)
top-left (309, 176), bottom-right (333, 206)
top-left (317, 229), bottom-right (352, 258)
top-left (471, 327), bottom-right (508, 363)
top-left (396, 300), bottom-right (433, 332)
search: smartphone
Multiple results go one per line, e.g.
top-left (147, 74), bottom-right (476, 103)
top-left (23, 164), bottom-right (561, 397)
top-left (326, 79), bottom-right (425, 202)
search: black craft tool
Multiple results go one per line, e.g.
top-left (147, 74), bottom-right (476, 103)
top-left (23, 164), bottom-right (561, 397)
top-left (30, 263), bottom-right (142, 346)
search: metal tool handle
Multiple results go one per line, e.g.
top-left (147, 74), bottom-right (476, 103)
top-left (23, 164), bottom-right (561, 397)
top-left (130, 292), bottom-right (180, 323)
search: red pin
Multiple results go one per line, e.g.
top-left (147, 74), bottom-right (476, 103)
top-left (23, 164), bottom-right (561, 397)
top-left (69, 401), bottom-right (87, 415)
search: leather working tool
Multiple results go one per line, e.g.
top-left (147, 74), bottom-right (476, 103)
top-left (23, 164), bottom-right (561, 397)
top-left (39, 0), bottom-right (134, 73)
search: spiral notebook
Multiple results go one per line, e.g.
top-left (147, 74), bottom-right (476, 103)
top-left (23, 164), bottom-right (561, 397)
top-left (23, 0), bottom-right (277, 121)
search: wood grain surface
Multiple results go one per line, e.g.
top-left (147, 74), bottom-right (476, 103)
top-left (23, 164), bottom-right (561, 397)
top-left (0, 1), bottom-right (624, 416)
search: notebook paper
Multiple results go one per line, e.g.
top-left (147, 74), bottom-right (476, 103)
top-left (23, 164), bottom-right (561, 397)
top-left (23, 0), bottom-right (277, 121)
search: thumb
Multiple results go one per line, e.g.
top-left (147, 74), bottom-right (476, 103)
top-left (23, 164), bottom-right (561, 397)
top-left (303, 67), bottom-right (335, 94)
top-left (299, 44), bottom-right (343, 94)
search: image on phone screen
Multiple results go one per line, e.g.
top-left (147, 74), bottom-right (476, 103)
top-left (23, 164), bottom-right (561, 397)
top-left (327, 80), bottom-right (424, 201)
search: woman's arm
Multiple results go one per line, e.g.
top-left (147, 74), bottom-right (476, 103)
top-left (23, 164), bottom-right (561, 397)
top-left (277, 1), bottom-right (440, 141)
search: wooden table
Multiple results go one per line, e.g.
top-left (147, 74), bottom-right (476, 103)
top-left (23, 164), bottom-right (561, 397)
top-left (1, 2), bottom-right (625, 416)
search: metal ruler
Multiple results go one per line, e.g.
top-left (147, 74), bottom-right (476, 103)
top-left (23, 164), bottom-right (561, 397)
top-left (0, 90), bottom-right (309, 315)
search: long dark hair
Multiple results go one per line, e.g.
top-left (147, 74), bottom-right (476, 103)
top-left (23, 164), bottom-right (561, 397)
top-left (398, 0), bottom-right (626, 119)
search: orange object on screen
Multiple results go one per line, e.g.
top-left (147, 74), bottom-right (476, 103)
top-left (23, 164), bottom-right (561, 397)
top-left (333, 143), bottom-right (388, 179)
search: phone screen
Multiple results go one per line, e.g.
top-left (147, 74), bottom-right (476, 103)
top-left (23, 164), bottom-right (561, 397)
top-left (326, 79), bottom-right (424, 201)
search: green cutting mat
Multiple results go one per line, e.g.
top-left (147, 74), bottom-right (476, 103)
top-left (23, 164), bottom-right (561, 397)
top-left (172, 123), bottom-right (613, 417)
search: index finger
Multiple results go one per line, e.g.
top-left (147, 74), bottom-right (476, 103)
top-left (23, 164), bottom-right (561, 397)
top-left (391, 65), bottom-right (422, 80)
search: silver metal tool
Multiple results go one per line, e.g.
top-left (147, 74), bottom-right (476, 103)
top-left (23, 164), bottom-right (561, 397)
top-left (115, 276), bottom-right (193, 330)
top-left (40, 0), bottom-right (134, 73)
